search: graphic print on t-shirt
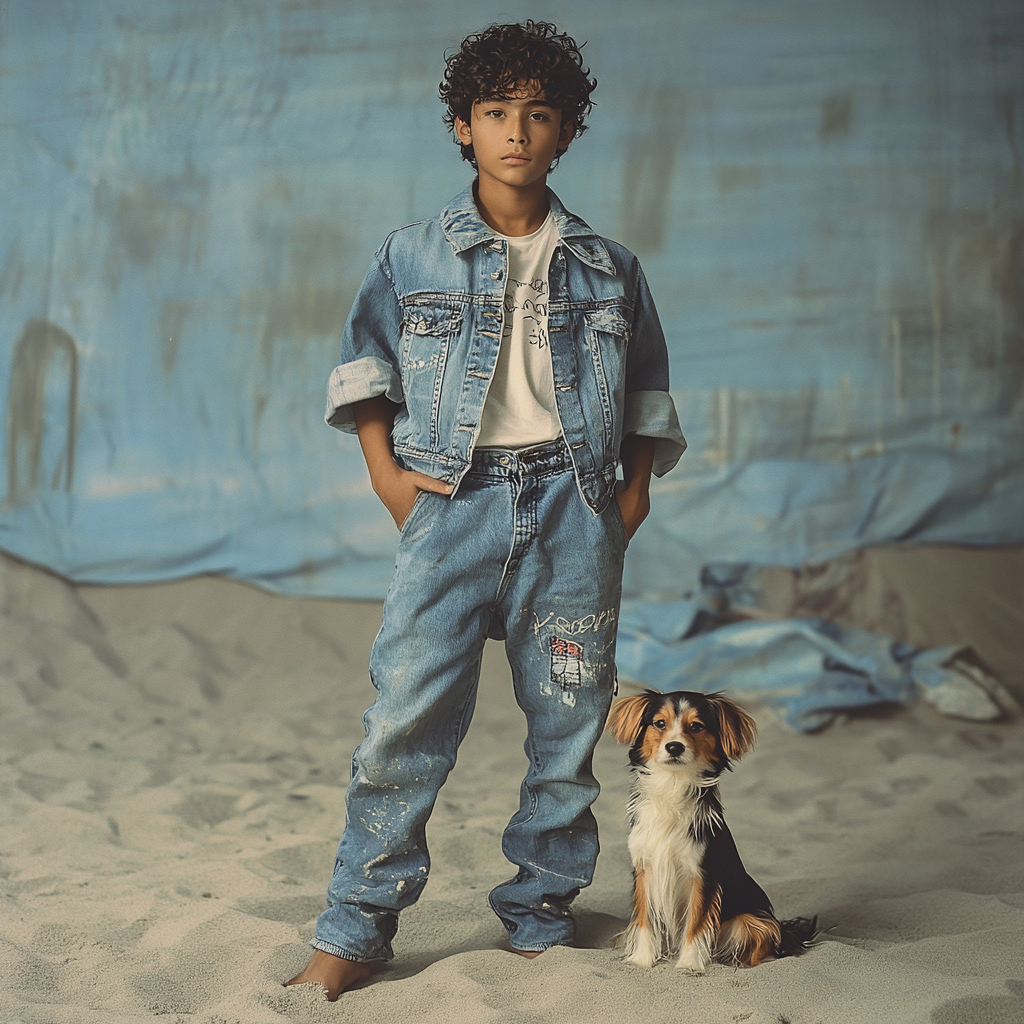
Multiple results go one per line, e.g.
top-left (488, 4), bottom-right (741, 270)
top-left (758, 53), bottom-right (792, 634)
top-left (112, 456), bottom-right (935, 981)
top-left (503, 277), bottom-right (548, 351)
top-left (476, 213), bottom-right (562, 448)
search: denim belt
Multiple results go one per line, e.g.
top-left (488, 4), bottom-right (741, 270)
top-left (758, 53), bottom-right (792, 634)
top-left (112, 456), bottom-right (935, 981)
top-left (468, 438), bottom-right (574, 480)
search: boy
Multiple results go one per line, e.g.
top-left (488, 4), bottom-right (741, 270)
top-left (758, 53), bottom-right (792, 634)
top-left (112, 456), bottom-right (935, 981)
top-left (287, 21), bottom-right (685, 999)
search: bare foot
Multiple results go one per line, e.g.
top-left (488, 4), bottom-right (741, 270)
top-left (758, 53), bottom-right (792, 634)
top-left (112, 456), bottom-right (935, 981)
top-left (285, 949), bottom-right (371, 1001)
top-left (511, 948), bottom-right (543, 959)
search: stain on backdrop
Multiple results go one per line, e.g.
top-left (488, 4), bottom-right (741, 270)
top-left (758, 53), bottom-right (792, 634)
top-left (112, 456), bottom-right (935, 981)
top-left (0, 0), bottom-right (1021, 597)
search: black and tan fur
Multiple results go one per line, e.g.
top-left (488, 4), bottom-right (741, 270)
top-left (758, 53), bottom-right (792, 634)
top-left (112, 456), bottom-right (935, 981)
top-left (607, 689), bottom-right (817, 971)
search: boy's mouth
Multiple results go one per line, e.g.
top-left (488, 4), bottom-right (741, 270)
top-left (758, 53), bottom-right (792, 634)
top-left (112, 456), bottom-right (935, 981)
top-left (502, 153), bottom-right (530, 165)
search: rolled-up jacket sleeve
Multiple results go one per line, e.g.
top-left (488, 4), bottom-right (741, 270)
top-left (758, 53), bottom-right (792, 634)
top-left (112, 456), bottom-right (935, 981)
top-left (325, 251), bottom-right (404, 433)
top-left (624, 261), bottom-right (687, 476)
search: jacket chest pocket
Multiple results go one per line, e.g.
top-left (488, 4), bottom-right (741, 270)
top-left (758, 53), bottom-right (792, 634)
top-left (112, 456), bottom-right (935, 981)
top-left (399, 303), bottom-right (464, 445)
top-left (582, 306), bottom-right (631, 440)
top-left (400, 306), bottom-right (463, 371)
top-left (583, 307), bottom-right (631, 349)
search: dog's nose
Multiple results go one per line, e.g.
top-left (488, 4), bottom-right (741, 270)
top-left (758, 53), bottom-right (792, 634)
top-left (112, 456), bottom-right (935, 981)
top-left (664, 741), bottom-right (685, 758)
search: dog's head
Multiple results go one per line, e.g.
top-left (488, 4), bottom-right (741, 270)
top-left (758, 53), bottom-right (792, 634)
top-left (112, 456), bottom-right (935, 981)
top-left (606, 689), bottom-right (756, 776)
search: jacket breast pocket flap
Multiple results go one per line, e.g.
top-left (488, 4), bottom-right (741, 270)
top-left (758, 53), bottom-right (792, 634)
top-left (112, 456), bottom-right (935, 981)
top-left (584, 308), bottom-right (631, 343)
top-left (403, 306), bottom-right (462, 337)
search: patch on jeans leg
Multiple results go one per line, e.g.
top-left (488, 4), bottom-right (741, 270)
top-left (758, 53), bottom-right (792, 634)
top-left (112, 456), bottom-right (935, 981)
top-left (548, 636), bottom-right (584, 706)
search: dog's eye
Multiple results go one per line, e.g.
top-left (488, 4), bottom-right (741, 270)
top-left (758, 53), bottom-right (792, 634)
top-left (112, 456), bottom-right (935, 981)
top-left (689, 722), bottom-right (705, 733)
top-left (652, 719), bottom-right (666, 730)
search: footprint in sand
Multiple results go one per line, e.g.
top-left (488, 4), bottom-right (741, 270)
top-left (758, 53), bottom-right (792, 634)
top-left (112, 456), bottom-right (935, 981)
top-left (974, 775), bottom-right (1017, 797)
top-left (234, 895), bottom-right (324, 925)
top-left (260, 842), bottom-right (333, 883)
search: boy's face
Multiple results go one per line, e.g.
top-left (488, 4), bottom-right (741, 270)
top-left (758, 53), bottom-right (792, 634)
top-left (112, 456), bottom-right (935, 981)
top-left (455, 81), bottom-right (574, 193)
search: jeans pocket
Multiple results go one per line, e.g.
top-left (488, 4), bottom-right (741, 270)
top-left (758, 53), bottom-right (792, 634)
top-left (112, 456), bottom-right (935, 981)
top-left (609, 491), bottom-right (630, 549)
top-left (398, 489), bottom-right (431, 536)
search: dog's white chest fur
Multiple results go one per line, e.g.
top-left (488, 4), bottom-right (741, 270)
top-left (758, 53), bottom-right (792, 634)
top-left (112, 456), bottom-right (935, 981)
top-left (624, 771), bottom-right (712, 968)
top-left (627, 772), bottom-right (705, 882)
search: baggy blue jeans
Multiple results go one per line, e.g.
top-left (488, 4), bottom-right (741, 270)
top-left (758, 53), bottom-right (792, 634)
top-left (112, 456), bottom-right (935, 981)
top-left (312, 439), bottom-right (627, 960)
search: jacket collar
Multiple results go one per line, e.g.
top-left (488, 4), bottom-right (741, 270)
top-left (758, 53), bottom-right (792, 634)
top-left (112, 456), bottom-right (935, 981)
top-left (439, 182), bottom-right (617, 276)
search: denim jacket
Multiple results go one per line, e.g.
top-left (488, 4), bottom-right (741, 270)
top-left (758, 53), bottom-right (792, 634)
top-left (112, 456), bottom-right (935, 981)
top-left (326, 185), bottom-right (686, 513)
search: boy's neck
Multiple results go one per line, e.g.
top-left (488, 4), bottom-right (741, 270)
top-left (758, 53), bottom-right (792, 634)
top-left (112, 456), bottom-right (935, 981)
top-left (473, 175), bottom-right (550, 237)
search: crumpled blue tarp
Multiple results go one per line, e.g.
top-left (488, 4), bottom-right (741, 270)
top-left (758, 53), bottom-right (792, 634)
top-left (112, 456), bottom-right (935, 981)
top-left (615, 564), bottom-right (1003, 732)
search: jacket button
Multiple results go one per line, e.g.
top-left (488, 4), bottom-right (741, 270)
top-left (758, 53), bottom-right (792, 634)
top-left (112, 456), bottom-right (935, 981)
top-left (491, 271), bottom-right (501, 279)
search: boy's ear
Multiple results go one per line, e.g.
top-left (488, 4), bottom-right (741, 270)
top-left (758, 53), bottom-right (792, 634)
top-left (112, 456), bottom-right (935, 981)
top-left (455, 116), bottom-right (472, 144)
top-left (556, 118), bottom-right (575, 156)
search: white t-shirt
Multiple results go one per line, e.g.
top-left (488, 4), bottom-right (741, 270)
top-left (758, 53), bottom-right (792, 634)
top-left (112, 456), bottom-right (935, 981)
top-left (476, 212), bottom-right (562, 448)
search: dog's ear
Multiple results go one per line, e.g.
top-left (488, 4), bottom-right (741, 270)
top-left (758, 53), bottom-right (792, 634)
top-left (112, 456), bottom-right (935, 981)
top-left (606, 694), bottom-right (649, 745)
top-left (707, 695), bottom-right (757, 759)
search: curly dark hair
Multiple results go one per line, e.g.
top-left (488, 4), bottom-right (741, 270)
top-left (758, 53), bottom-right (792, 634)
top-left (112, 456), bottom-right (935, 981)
top-left (439, 21), bottom-right (597, 169)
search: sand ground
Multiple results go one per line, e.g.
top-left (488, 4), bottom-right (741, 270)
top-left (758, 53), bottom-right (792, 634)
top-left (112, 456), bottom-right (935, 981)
top-left (1, 548), bottom-right (1022, 1023)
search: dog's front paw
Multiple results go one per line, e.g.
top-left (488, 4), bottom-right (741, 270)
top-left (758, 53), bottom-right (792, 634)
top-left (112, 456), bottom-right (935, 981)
top-left (675, 942), bottom-right (709, 974)
top-left (624, 949), bottom-right (658, 968)
top-left (623, 925), bottom-right (659, 968)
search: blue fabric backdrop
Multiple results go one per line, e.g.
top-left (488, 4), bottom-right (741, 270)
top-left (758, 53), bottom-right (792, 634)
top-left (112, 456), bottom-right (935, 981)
top-left (1, 0), bottom-right (1021, 598)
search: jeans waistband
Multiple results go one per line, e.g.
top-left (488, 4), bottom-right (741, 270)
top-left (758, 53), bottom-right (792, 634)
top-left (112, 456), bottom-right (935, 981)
top-left (468, 438), bottom-right (574, 479)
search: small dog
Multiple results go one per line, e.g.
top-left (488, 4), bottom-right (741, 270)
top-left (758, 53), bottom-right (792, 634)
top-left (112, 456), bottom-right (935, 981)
top-left (607, 689), bottom-right (817, 971)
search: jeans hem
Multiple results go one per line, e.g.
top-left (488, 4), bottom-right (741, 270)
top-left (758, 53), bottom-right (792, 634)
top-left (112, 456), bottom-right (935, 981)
top-left (310, 937), bottom-right (385, 964)
top-left (510, 941), bottom-right (563, 953)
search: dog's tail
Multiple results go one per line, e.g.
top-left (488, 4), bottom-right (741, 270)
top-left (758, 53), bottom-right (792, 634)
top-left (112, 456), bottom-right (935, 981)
top-left (776, 916), bottom-right (820, 957)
